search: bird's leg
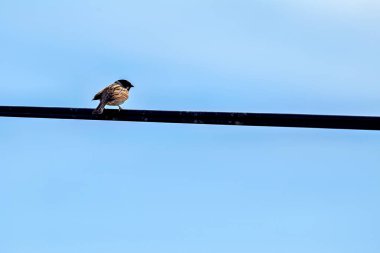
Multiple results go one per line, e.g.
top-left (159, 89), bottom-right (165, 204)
top-left (118, 105), bottom-right (123, 112)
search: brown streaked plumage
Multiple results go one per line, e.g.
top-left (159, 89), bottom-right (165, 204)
top-left (92, 79), bottom-right (134, 114)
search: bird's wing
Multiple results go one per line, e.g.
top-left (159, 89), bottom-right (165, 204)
top-left (93, 87), bottom-right (106, 100)
top-left (107, 84), bottom-right (126, 101)
top-left (93, 83), bottom-right (117, 100)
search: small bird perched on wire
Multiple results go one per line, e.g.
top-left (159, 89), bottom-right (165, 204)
top-left (92, 79), bottom-right (134, 114)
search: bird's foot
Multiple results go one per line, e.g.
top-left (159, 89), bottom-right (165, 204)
top-left (118, 106), bottom-right (123, 112)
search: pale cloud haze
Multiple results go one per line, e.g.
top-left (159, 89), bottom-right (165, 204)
top-left (284, 0), bottom-right (380, 18)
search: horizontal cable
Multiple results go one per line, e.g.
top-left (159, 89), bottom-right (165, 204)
top-left (0, 106), bottom-right (380, 131)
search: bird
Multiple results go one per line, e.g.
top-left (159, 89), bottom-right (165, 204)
top-left (92, 79), bottom-right (134, 114)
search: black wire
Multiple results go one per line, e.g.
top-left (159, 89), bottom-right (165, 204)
top-left (1, 106), bottom-right (380, 131)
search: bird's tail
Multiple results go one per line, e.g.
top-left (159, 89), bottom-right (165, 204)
top-left (93, 101), bottom-right (106, 114)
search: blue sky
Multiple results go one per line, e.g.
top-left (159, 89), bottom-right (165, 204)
top-left (1, 1), bottom-right (380, 252)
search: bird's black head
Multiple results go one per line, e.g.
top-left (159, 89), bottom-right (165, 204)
top-left (116, 79), bottom-right (134, 89)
